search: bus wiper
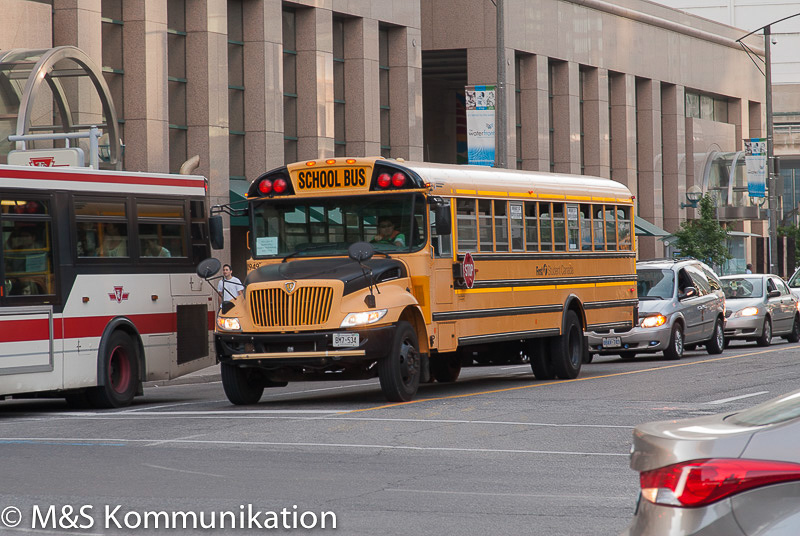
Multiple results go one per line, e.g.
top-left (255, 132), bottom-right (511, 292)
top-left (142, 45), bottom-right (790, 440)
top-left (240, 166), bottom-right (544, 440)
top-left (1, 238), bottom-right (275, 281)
top-left (281, 244), bottom-right (338, 263)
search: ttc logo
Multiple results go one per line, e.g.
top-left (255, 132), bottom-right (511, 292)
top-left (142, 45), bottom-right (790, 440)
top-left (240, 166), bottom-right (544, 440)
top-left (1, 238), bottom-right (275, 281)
top-left (108, 286), bottom-right (130, 303)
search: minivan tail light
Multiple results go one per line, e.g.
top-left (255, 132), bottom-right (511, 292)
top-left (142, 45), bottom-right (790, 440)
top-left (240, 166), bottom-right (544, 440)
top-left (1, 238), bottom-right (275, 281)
top-left (640, 458), bottom-right (800, 508)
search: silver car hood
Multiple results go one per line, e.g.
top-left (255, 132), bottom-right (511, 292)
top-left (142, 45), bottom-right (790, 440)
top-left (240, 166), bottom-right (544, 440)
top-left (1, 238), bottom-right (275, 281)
top-left (637, 298), bottom-right (680, 315)
top-left (725, 297), bottom-right (764, 312)
top-left (630, 413), bottom-right (756, 472)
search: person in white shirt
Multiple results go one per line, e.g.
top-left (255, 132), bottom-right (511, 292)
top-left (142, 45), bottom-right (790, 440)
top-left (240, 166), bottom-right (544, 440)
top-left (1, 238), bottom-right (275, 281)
top-left (217, 263), bottom-right (244, 301)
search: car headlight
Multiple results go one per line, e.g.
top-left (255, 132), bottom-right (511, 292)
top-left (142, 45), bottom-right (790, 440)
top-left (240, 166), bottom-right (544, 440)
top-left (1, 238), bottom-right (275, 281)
top-left (341, 309), bottom-right (388, 328)
top-left (733, 306), bottom-right (759, 318)
top-left (641, 314), bottom-right (667, 328)
top-left (217, 316), bottom-right (241, 331)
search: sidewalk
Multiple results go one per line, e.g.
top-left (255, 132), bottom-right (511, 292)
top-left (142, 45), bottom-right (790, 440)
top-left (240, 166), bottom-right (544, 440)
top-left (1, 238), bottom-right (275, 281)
top-left (143, 364), bottom-right (221, 388)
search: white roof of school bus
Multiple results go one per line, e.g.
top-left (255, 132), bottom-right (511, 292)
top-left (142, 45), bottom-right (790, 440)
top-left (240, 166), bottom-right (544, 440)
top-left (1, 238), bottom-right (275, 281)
top-left (397, 160), bottom-right (634, 204)
top-left (0, 163), bottom-right (207, 197)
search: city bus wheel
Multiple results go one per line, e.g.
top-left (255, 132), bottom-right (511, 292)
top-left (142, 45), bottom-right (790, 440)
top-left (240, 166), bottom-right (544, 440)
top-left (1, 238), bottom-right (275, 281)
top-left (87, 331), bottom-right (139, 408)
top-left (431, 352), bottom-right (461, 383)
top-left (221, 363), bottom-right (265, 405)
top-left (527, 339), bottom-right (555, 380)
top-left (378, 321), bottom-right (420, 402)
top-left (550, 311), bottom-right (583, 380)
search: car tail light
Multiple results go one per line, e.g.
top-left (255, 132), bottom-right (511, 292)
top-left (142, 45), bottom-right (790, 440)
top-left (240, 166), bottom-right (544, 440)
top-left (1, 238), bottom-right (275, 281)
top-left (377, 173), bottom-right (392, 188)
top-left (640, 458), bottom-right (800, 508)
top-left (258, 179), bottom-right (272, 194)
top-left (273, 178), bottom-right (288, 193)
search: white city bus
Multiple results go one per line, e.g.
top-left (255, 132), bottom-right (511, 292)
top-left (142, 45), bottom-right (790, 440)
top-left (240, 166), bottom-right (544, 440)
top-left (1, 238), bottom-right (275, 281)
top-left (0, 160), bottom-right (215, 407)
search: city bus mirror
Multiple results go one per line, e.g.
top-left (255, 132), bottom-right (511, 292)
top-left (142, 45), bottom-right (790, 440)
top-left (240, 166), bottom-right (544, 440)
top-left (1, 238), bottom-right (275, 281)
top-left (348, 241), bottom-right (374, 263)
top-left (434, 204), bottom-right (451, 235)
top-left (209, 215), bottom-right (224, 249)
top-left (196, 257), bottom-right (221, 279)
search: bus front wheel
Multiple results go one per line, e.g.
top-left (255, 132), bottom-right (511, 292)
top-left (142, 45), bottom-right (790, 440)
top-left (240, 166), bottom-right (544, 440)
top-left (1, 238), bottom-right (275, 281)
top-left (378, 321), bottom-right (421, 402)
top-left (549, 311), bottom-right (583, 380)
top-left (88, 331), bottom-right (139, 408)
top-left (221, 363), bottom-right (265, 405)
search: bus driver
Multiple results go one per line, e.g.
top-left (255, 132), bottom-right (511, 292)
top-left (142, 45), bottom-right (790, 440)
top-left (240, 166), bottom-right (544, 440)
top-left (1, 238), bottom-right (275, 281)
top-left (371, 219), bottom-right (405, 247)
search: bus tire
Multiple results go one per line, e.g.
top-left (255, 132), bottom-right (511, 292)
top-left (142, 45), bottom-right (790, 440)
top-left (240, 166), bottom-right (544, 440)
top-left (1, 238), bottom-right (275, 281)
top-left (378, 321), bottom-right (421, 402)
top-left (431, 352), bottom-right (461, 383)
top-left (527, 339), bottom-right (555, 380)
top-left (221, 363), bottom-right (265, 405)
top-left (87, 331), bottom-right (139, 408)
top-left (549, 310), bottom-right (583, 380)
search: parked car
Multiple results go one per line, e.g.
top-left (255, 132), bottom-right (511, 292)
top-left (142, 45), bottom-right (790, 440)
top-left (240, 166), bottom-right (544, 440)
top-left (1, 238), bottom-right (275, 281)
top-left (622, 388), bottom-right (800, 536)
top-left (586, 259), bottom-right (725, 360)
top-left (720, 274), bottom-right (800, 346)
top-left (786, 266), bottom-right (800, 301)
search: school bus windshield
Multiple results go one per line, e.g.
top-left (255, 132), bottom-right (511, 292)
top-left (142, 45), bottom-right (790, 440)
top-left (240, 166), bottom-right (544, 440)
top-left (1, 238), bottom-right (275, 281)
top-left (250, 192), bottom-right (427, 258)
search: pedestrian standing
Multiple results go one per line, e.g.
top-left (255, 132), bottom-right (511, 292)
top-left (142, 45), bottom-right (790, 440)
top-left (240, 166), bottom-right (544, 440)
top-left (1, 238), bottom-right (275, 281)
top-left (745, 263), bottom-right (753, 274)
top-left (217, 263), bottom-right (244, 301)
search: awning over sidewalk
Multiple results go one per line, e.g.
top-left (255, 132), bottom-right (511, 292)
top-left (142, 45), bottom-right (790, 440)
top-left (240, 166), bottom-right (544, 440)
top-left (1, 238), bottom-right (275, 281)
top-left (229, 180), bottom-right (249, 226)
top-left (634, 216), bottom-right (671, 237)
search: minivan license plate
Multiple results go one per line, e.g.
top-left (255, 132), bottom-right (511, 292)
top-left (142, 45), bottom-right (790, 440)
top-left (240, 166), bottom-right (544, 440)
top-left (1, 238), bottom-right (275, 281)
top-left (333, 333), bottom-right (359, 347)
top-left (602, 336), bottom-right (621, 348)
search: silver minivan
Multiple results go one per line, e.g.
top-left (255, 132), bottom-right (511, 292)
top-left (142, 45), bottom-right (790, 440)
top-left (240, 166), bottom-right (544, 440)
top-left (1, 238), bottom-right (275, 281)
top-left (586, 259), bottom-right (725, 360)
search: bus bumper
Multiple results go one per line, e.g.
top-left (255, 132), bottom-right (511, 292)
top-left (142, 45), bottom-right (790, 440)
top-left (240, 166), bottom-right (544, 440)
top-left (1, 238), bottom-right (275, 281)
top-left (214, 325), bottom-right (397, 368)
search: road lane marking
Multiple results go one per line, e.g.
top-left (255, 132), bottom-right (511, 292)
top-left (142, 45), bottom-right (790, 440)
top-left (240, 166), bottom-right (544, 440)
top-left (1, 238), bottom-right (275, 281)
top-left (385, 488), bottom-right (630, 500)
top-left (56, 409), bottom-right (351, 417)
top-left (351, 346), bottom-right (790, 413)
top-left (142, 463), bottom-right (225, 478)
top-left (706, 391), bottom-right (769, 405)
top-left (0, 437), bottom-right (628, 456)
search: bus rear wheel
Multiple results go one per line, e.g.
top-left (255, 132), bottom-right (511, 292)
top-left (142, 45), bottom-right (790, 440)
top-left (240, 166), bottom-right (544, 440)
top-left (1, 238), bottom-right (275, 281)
top-left (378, 321), bottom-right (420, 402)
top-left (221, 363), bottom-right (265, 405)
top-left (526, 339), bottom-right (555, 380)
top-left (549, 311), bottom-right (583, 379)
top-left (87, 331), bottom-right (139, 408)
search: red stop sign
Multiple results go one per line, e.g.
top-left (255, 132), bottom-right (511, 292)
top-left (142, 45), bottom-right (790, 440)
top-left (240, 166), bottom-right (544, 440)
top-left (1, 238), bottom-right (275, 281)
top-left (463, 252), bottom-right (475, 289)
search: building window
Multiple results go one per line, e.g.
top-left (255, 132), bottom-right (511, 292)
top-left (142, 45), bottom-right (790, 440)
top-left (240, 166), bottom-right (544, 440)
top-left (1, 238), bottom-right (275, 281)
top-left (608, 72), bottom-right (614, 178)
top-left (579, 67), bottom-right (586, 174)
top-left (167, 0), bottom-right (188, 174)
top-left (548, 60), bottom-right (555, 173)
top-left (283, 8), bottom-right (298, 164)
top-left (515, 53), bottom-right (522, 170)
top-left (333, 16), bottom-right (346, 157)
top-left (379, 26), bottom-right (391, 158)
top-left (101, 0), bottom-right (124, 159)
top-left (685, 91), bottom-right (728, 123)
top-left (228, 0), bottom-right (245, 180)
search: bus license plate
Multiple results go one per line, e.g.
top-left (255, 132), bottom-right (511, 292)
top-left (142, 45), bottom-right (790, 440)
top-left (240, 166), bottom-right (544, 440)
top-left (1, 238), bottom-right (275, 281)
top-left (602, 336), bottom-right (621, 348)
top-left (333, 333), bottom-right (359, 347)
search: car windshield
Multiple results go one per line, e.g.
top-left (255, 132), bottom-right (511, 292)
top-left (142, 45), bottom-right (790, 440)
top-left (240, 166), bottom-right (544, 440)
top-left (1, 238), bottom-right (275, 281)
top-left (788, 269), bottom-right (800, 289)
top-left (636, 269), bottom-right (675, 300)
top-left (721, 277), bottom-right (763, 299)
top-left (250, 193), bottom-right (426, 258)
top-left (728, 389), bottom-right (800, 426)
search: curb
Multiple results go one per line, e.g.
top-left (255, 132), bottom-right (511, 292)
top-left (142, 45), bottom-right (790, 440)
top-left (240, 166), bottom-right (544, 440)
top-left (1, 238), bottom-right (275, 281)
top-left (143, 368), bottom-right (221, 388)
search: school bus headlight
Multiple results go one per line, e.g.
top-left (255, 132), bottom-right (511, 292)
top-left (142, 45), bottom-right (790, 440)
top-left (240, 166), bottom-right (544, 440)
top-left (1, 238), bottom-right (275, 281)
top-left (217, 316), bottom-right (242, 331)
top-left (341, 309), bottom-right (388, 328)
top-left (641, 314), bottom-right (667, 328)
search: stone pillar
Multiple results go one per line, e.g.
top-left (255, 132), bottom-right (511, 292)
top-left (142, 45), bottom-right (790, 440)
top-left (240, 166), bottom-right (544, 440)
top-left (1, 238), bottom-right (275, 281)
top-left (243, 0), bottom-right (284, 175)
top-left (122, 0), bottom-right (169, 172)
top-left (518, 54), bottom-right (549, 171)
top-left (661, 84), bottom-right (687, 236)
top-left (296, 7), bottom-right (334, 159)
top-left (610, 73), bottom-right (637, 196)
top-left (583, 67), bottom-right (610, 178)
top-left (636, 78), bottom-right (663, 259)
top-left (551, 61), bottom-right (580, 174)
top-left (343, 18), bottom-right (380, 157)
top-left (388, 26), bottom-right (423, 161)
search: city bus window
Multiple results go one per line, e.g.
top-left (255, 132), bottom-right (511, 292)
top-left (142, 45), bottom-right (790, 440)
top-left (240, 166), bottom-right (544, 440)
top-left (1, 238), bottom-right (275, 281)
top-left (75, 198), bottom-right (128, 258)
top-left (540, 203), bottom-right (553, 251)
top-left (1, 199), bottom-right (54, 296)
top-left (137, 202), bottom-right (187, 258)
top-left (580, 204), bottom-right (592, 250)
top-left (617, 206), bottom-right (631, 250)
top-left (494, 200), bottom-right (509, 252)
top-left (524, 202), bottom-right (538, 251)
top-left (478, 199), bottom-right (493, 252)
top-left (553, 203), bottom-right (566, 251)
top-left (593, 206), bottom-right (605, 250)
top-left (456, 199), bottom-right (477, 252)
top-left (567, 204), bottom-right (579, 251)
top-left (510, 202), bottom-right (524, 251)
top-left (604, 206), bottom-right (617, 250)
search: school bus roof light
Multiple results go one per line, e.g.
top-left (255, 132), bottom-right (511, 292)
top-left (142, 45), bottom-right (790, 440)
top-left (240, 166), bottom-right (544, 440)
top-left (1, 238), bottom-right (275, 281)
top-left (258, 179), bottom-right (273, 194)
top-left (377, 173), bottom-right (392, 188)
top-left (391, 172), bottom-right (406, 187)
top-left (305, 161), bottom-right (316, 166)
top-left (273, 178), bottom-right (288, 194)
top-left (325, 159), bottom-right (336, 165)
top-left (346, 159), bottom-right (356, 164)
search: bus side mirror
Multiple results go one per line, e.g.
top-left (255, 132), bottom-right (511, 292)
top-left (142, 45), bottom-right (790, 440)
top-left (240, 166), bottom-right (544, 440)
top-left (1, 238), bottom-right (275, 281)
top-left (348, 241), bottom-right (374, 262)
top-left (196, 257), bottom-right (221, 279)
top-left (209, 215), bottom-right (224, 250)
top-left (435, 205), bottom-right (452, 235)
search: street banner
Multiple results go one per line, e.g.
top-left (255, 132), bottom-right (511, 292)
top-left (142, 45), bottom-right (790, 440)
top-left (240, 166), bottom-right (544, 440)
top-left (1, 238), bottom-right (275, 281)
top-left (744, 138), bottom-right (767, 198)
top-left (465, 85), bottom-right (495, 166)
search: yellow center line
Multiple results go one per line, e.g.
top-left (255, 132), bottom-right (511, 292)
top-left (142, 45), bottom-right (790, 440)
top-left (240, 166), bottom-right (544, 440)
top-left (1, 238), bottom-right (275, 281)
top-left (347, 347), bottom-right (785, 413)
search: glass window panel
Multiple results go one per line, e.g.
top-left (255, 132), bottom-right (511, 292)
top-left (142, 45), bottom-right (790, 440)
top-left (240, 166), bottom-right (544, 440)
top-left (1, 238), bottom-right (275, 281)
top-left (227, 0), bottom-right (244, 42)
top-left (78, 221), bottom-right (128, 258)
top-left (282, 10), bottom-right (296, 51)
top-left (580, 204), bottom-right (592, 250)
top-left (714, 98), bottom-right (728, 122)
top-left (139, 222), bottom-right (186, 257)
top-left (478, 199), bottom-right (493, 252)
top-left (553, 203), bottom-right (566, 251)
top-left (605, 207), bottom-right (617, 250)
top-left (617, 206), bottom-right (631, 250)
top-left (594, 206), bottom-right (605, 250)
top-left (685, 92), bottom-right (700, 118)
top-left (1, 199), bottom-right (49, 215)
top-left (74, 199), bottom-right (124, 217)
top-left (283, 53), bottom-right (297, 95)
top-left (510, 202), bottom-right (524, 251)
top-left (2, 220), bottom-right (54, 295)
top-left (700, 95), bottom-right (714, 120)
top-left (524, 202), bottom-right (538, 251)
top-left (494, 200), bottom-right (508, 252)
top-left (137, 203), bottom-right (184, 219)
top-left (456, 198), bottom-right (477, 252)
top-left (567, 204), bottom-right (579, 251)
top-left (540, 203), bottom-right (553, 251)
top-left (283, 95), bottom-right (297, 138)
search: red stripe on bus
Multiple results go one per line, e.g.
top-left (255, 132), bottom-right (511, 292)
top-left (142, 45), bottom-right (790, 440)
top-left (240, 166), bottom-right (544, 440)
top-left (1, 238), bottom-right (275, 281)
top-left (0, 312), bottom-right (211, 343)
top-left (0, 168), bottom-right (205, 189)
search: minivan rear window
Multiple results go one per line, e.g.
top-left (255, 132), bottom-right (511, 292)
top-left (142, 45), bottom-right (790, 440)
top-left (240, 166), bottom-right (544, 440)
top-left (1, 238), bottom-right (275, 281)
top-left (637, 269), bottom-right (674, 300)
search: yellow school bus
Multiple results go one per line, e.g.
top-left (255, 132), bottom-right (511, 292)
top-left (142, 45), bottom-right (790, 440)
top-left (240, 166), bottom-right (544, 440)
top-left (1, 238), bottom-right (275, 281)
top-left (205, 157), bottom-right (637, 404)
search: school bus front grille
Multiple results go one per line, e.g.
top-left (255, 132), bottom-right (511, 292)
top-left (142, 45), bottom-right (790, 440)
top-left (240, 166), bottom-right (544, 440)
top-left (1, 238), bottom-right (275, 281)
top-left (249, 287), bottom-right (334, 327)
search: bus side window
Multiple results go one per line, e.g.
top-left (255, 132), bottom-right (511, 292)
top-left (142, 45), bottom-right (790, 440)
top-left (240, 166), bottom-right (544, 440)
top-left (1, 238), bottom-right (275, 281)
top-left (540, 203), bottom-right (553, 251)
top-left (524, 202), bottom-right (538, 251)
top-left (604, 206), bottom-right (617, 250)
top-left (494, 200), bottom-right (509, 252)
top-left (580, 204), bottom-right (592, 250)
top-left (617, 206), bottom-right (631, 250)
top-left (594, 206), bottom-right (606, 250)
top-left (478, 199), bottom-right (493, 252)
top-left (553, 203), bottom-right (566, 251)
top-left (510, 202), bottom-right (524, 251)
top-left (456, 199), bottom-right (477, 252)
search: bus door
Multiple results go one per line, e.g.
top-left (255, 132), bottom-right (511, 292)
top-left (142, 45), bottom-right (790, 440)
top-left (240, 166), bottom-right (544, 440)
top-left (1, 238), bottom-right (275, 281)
top-left (429, 199), bottom-right (458, 352)
top-left (169, 274), bottom-right (215, 378)
top-left (0, 306), bottom-right (62, 391)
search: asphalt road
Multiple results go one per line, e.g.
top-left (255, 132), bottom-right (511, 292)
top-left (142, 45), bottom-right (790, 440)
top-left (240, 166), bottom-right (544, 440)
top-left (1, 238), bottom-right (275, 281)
top-left (1, 338), bottom-right (799, 535)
